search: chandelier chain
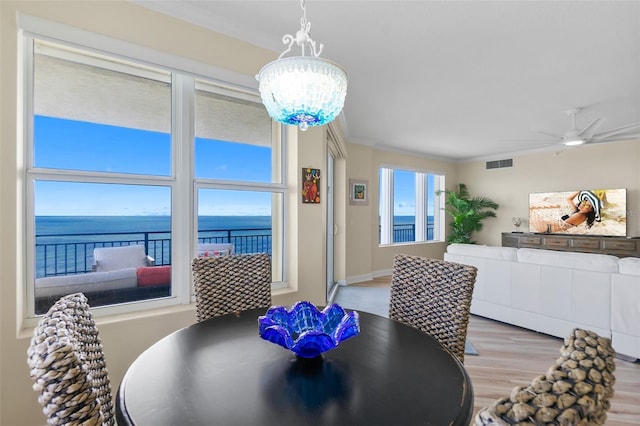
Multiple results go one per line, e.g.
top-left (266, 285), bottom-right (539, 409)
top-left (256, 0), bottom-right (347, 130)
top-left (278, 0), bottom-right (324, 60)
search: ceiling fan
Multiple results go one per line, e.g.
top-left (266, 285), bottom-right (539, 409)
top-left (538, 108), bottom-right (640, 146)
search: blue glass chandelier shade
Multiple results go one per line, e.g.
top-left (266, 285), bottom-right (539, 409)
top-left (255, 0), bottom-right (348, 131)
top-left (257, 57), bottom-right (348, 131)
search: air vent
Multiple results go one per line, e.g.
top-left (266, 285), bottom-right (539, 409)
top-left (486, 159), bottom-right (513, 169)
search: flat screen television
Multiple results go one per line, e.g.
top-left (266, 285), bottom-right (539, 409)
top-left (528, 188), bottom-right (627, 236)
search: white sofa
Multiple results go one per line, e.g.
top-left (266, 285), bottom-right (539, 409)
top-left (611, 257), bottom-right (640, 361)
top-left (444, 243), bottom-right (639, 361)
top-left (93, 245), bottom-right (155, 272)
top-left (35, 244), bottom-right (154, 300)
top-left (35, 268), bottom-right (138, 298)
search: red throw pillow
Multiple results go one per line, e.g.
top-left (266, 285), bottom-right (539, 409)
top-left (136, 266), bottom-right (171, 287)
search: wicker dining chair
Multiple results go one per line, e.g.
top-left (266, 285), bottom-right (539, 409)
top-left (27, 292), bottom-right (115, 426)
top-left (191, 253), bottom-right (272, 322)
top-left (389, 254), bottom-right (477, 363)
top-left (475, 328), bottom-right (616, 425)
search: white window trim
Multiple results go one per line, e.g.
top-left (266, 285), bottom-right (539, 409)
top-left (379, 168), bottom-right (394, 245)
top-left (20, 17), bottom-right (287, 322)
top-left (17, 13), bottom-right (258, 92)
top-left (193, 183), bottom-right (288, 291)
top-left (415, 173), bottom-right (428, 242)
top-left (378, 165), bottom-right (445, 246)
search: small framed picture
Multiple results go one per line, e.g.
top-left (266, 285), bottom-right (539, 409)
top-left (302, 168), bottom-right (321, 204)
top-left (349, 179), bottom-right (369, 205)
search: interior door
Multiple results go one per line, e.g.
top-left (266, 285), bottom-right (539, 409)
top-left (326, 152), bottom-right (336, 301)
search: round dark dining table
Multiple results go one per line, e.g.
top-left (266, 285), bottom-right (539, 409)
top-left (116, 307), bottom-right (474, 426)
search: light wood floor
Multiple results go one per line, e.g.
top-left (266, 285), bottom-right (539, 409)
top-left (355, 276), bottom-right (640, 425)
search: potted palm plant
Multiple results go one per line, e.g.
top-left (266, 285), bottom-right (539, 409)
top-left (437, 183), bottom-right (499, 244)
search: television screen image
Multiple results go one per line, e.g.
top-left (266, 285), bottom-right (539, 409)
top-left (529, 188), bottom-right (627, 236)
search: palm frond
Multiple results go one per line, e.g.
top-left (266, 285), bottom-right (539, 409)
top-left (438, 183), bottom-right (499, 243)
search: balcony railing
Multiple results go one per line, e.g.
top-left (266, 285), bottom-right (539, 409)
top-left (378, 224), bottom-right (435, 243)
top-left (36, 223), bottom-right (430, 278)
top-left (35, 228), bottom-right (271, 278)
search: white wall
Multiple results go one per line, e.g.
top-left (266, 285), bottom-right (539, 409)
top-left (458, 141), bottom-right (640, 246)
top-left (0, 2), bottom-right (331, 424)
top-left (341, 140), bottom-right (640, 282)
top-left (344, 143), bottom-right (459, 281)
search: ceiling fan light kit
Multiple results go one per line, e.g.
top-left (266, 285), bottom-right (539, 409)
top-left (562, 139), bottom-right (585, 146)
top-left (256, 0), bottom-right (348, 131)
top-left (539, 107), bottom-right (640, 147)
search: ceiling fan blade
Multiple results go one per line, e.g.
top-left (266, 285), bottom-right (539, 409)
top-left (536, 130), bottom-right (562, 140)
top-left (592, 121), bottom-right (640, 139)
top-left (577, 117), bottom-right (604, 138)
top-left (588, 133), bottom-right (640, 144)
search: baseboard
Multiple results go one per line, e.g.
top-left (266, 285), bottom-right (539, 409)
top-left (373, 268), bottom-right (392, 278)
top-left (615, 353), bottom-right (638, 363)
top-left (346, 273), bottom-right (373, 285)
top-left (327, 282), bottom-right (341, 304)
top-left (346, 269), bottom-right (392, 285)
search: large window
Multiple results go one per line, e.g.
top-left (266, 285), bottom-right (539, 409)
top-left (25, 36), bottom-right (285, 317)
top-left (194, 81), bottom-right (285, 284)
top-left (379, 167), bottom-right (444, 245)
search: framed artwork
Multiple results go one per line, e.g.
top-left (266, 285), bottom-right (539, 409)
top-left (349, 179), bottom-right (369, 205)
top-left (302, 168), bottom-right (321, 204)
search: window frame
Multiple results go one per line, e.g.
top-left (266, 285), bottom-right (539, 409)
top-left (20, 17), bottom-right (287, 320)
top-left (192, 81), bottom-right (287, 289)
top-left (378, 165), bottom-right (445, 246)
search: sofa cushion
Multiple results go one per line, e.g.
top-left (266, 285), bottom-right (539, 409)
top-left (197, 243), bottom-right (234, 258)
top-left (447, 243), bottom-right (518, 261)
top-left (197, 249), bottom-right (230, 258)
top-left (94, 245), bottom-right (150, 272)
top-left (618, 257), bottom-right (640, 276)
top-left (137, 266), bottom-right (171, 287)
top-left (35, 268), bottom-right (138, 298)
top-left (516, 248), bottom-right (619, 273)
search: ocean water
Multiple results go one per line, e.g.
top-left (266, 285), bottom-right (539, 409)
top-left (36, 215), bottom-right (272, 236)
top-left (36, 215), bottom-right (427, 236)
top-left (34, 215), bottom-right (429, 277)
top-left (35, 216), bottom-right (273, 277)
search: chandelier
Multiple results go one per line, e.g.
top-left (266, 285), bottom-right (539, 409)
top-left (256, 0), bottom-right (348, 131)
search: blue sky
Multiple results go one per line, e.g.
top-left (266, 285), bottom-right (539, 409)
top-left (34, 116), bottom-right (427, 216)
top-left (34, 116), bottom-right (271, 215)
top-left (391, 170), bottom-right (436, 217)
top-left (394, 169), bottom-right (416, 216)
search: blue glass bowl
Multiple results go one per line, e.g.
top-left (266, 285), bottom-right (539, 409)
top-left (258, 301), bottom-right (360, 358)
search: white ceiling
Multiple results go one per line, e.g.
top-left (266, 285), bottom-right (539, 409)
top-left (132, 0), bottom-right (640, 161)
